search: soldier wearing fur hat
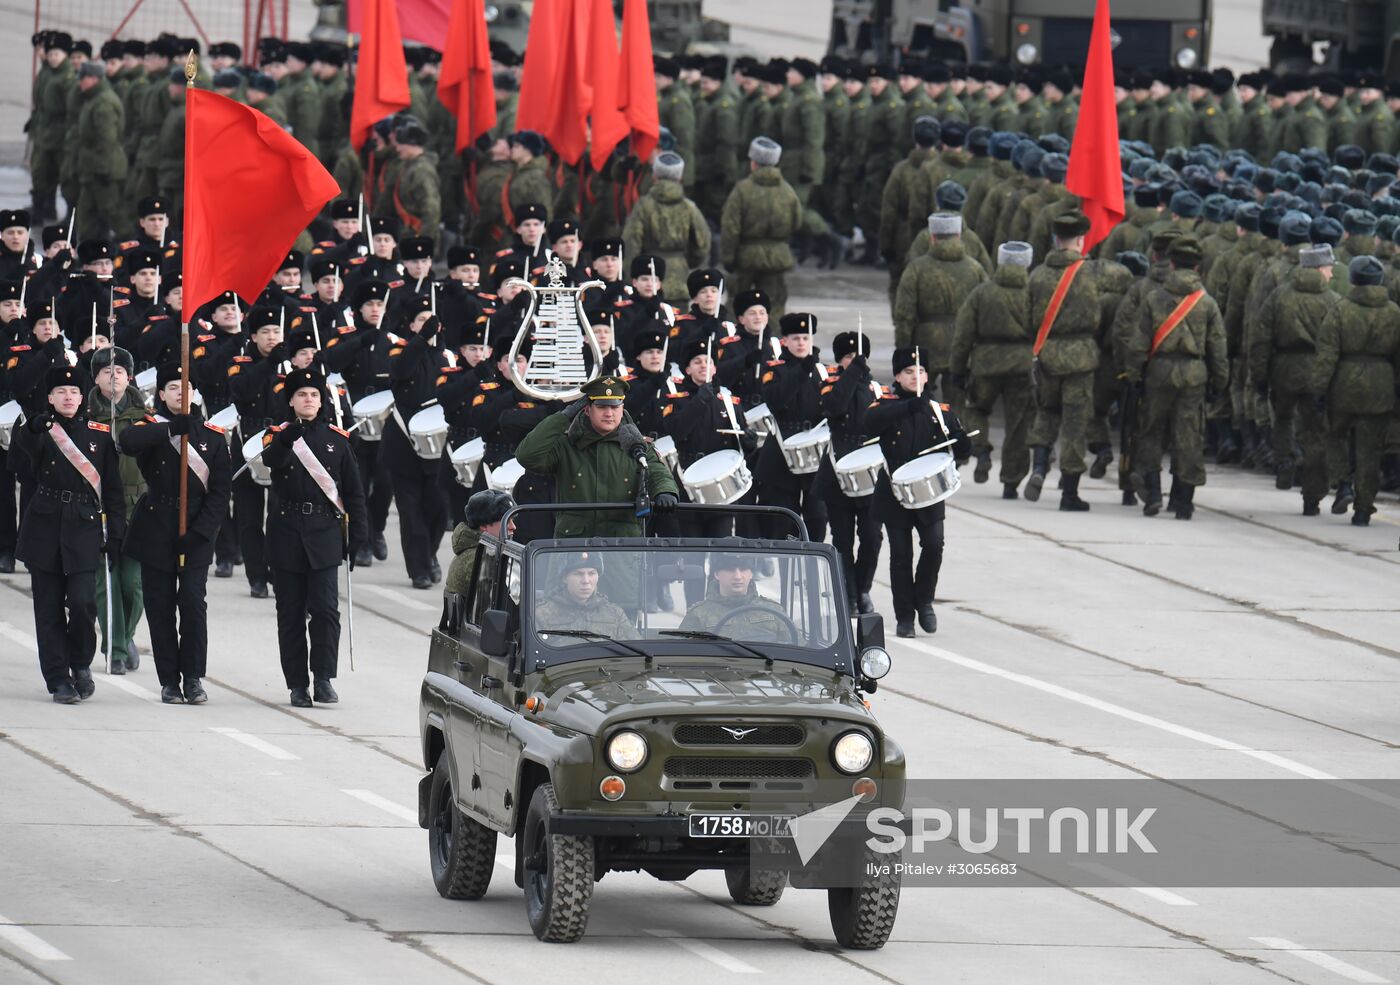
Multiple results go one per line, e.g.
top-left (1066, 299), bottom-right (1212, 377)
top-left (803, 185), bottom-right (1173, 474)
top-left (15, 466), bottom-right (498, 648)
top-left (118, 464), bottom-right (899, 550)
top-left (713, 288), bottom-right (774, 410)
top-left (111, 248), bottom-right (163, 353)
top-left (722, 138), bottom-right (803, 319)
top-left (865, 345), bottom-right (972, 638)
top-left (0, 209), bottom-right (37, 283)
top-left (620, 153), bottom-right (710, 303)
top-left (261, 367), bottom-right (367, 707)
top-left (391, 119), bottom-right (440, 240)
top-left (614, 254), bottom-right (675, 355)
top-left (71, 57), bottom-right (128, 241)
top-left (119, 362), bottom-right (231, 702)
top-left (56, 239), bottom-right (117, 345)
top-left (754, 312), bottom-right (829, 541)
top-left (13, 364), bottom-right (126, 703)
top-left (624, 328), bottom-right (669, 436)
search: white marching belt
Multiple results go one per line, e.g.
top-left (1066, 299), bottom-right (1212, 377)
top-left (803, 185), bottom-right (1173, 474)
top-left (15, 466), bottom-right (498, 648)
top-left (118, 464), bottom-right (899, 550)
top-left (408, 405), bottom-right (448, 460)
top-left (743, 402), bottom-right (777, 447)
top-left (451, 437), bottom-right (485, 488)
top-left (779, 421), bottom-right (830, 475)
top-left (681, 449), bottom-right (752, 505)
top-left (889, 451), bottom-right (961, 510)
top-left (485, 456), bottom-right (525, 493)
top-left (653, 434), bottom-right (679, 474)
top-left (351, 391), bottom-right (395, 441)
top-left (0, 400), bottom-right (24, 451)
top-left (834, 444), bottom-right (887, 498)
top-left (242, 430), bottom-right (272, 487)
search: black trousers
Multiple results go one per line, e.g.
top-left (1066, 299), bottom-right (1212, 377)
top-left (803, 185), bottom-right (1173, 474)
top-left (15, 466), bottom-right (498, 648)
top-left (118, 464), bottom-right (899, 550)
top-left (272, 565), bottom-right (340, 688)
top-left (141, 562), bottom-right (209, 686)
top-left (353, 436), bottom-right (393, 536)
top-left (0, 446), bottom-right (16, 555)
top-left (881, 489), bottom-right (944, 621)
top-left (30, 567), bottom-right (97, 691)
top-left (827, 493), bottom-right (882, 596)
top-left (233, 473), bottom-right (269, 584)
top-left (758, 474), bottom-right (828, 543)
top-left (215, 509), bottom-right (239, 565)
top-left (391, 460), bottom-right (448, 581)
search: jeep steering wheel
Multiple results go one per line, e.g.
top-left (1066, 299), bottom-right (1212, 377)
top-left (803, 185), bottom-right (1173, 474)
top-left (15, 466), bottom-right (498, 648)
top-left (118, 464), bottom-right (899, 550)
top-left (712, 605), bottom-right (800, 644)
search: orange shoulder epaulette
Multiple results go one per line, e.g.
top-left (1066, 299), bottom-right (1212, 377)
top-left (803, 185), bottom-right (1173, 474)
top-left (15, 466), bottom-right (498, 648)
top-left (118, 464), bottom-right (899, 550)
top-left (88, 421), bottom-right (110, 432)
top-left (204, 421), bottom-right (225, 434)
top-left (330, 424), bottom-right (349, 437)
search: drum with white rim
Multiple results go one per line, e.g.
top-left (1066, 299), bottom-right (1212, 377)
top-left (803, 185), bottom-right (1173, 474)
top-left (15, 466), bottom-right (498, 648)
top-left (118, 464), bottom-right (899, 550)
top-left (0, 400), bottom-right (23, 451)
top-left (680, 449), bottom-right (752, 505)
top-left (743, 403), bottom-right (777, 446)
top-left (889, 451), bottom-right (960, 510)
top-left (451, 437), bottom-right (485, 487)
top-left (351, 391), bottom-right (394, 441)
top-left (408, 405), bottom-right (448, 460)
top-left (241, 429), bottom-right (272, 487)
top-left (208, 405), bottom-right (239, 446)
top-left (486, 457), bottom-right (525, 493)
top-left (779, 421), bottom-right (830, 475)
top-left (653, 434), bottom-right (679, 473)
top-left (834, 444), bottom-right (887, 498)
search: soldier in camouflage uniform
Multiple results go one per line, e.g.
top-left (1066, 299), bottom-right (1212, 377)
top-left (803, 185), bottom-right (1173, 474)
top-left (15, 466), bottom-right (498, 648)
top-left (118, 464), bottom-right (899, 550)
top-left (390, 120), bottom-right (441, 240)
top-left (73, 62), bottom-right (129, 242)
top-left (880, 117), bottom-right (940, 311)
top-left (811, 55), bottom-right (850, 266)
top-left (694, 59), bottom-right (740, 222)
top-left (622, 152), bottom-right (710, 303)
top-left (1313, 256), bottom-right (1400, 525)
top-left (534, 552), bottom-right (638, 640)
top-left (855, 64), bottom-right (903, 266)
top-left (1122, 237), bottom-right (1229, 519)
top-left (316, 44), bottom-right (350, 173)
top-left (779, 58), bottom-right (829, 249)
top-left (31, 33), bottom-right (76, 223)
top-left (655, 57), bottom-right (696, 193)
top-left (678, 553), bottom-right (790, 641)
top-left (720, 138), bottom-right (802, 319)
top-left (895, 62), bottom-right (934, 157)
top-left (905, 180), bottom-right (993, 275)
top-left (950, 241), bottom-right (1034, 497)
top-left (279, 43), bottom-right (323, 157)
top-left (154, 68), bottom-right (185, 215)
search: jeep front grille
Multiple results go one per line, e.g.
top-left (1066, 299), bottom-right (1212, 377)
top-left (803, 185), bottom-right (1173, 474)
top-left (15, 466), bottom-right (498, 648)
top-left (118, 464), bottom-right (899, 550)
top-left (673, 723), bottom-right (805, 746)
top-left (664, 757), bottom-right (814, 780)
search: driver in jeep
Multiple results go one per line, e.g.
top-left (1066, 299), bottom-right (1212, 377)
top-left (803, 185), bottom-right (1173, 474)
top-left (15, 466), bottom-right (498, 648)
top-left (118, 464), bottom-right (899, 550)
top-left (534, 551), bottom-right (638, 639)
top-left (677, 553), bottom-right (791, 640)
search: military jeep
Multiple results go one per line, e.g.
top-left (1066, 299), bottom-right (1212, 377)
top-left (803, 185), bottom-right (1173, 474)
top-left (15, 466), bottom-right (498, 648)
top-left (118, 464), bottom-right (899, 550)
top-left (418, 504), bottom-right (904, 948)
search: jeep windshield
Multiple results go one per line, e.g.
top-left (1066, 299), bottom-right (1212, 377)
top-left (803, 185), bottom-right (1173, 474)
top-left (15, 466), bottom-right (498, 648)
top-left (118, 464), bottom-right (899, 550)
top-left (524, 545), bottom-right (845, 667)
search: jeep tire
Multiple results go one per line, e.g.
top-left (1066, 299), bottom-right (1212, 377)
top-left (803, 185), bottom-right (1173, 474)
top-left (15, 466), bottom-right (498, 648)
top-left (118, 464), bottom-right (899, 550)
top-left (725, 866), bottom-right (787, 906)
top-left (429, 750), bottom-right (497, 900)
top-left (522, 781), bottom-right (595, 942)
top-left (827, 847), bottom-right (900, 949)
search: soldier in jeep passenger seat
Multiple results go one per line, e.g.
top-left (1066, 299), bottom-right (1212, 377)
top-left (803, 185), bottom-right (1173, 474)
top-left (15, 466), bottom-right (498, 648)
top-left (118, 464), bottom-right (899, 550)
top-left (533, 551), bottom-right (637, 639)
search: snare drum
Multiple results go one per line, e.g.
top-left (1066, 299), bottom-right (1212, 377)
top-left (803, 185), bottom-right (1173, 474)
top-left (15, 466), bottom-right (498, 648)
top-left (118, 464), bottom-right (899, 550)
top-left (450, 438), bottom-right (485, 487)
top-left (0, 400), bottom-right (23, 451)
top-left (135, 368), bottom-right (158, 406)
top-left (408, 405), bottom-right (448, 460)
top-left (351, 391), bottom-right (395, 441)
top-left (486, 457), bottom-right (525, 493)
top-left (681, 449), bottom-right (753, 505)
top-left (889, 451), bottom-right (960, 510)
top-left (653, 435), bottom-right (679, 473)
top-left (208, 405), bottom-right (239, 447)
top-left (743, 403), bottom-right (777, 447)
top-left (834, 445), bottom-right (887, 498)
top-left (241, 430), bottom-right (272, 487)
top-left (779, 421), bottom-right (830, 475)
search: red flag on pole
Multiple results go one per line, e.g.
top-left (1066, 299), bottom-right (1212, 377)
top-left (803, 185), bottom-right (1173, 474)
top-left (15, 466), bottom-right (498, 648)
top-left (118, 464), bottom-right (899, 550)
top-left (617, 0), bottom-right (659, 162)
top-left (183, 89), bottom-right (341, 312)
top-left (517, 0), bottom-right (591, 165)
top-left (586, 0), bottom-right (629, 170)
top-left (515, 0), bottom-right (564, 136)
top-left (348, 0), bottom-right (450, 45)
top-left (438, 0), bottom-right (497, 152)
top-left (1065, 0), bottom-right (1124, 252)
top-left (350, 0), bottom-right (412, 151)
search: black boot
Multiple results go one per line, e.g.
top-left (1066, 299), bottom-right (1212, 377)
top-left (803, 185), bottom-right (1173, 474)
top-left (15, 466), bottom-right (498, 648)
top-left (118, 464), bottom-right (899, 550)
top-left (973, 451), bottom-right (992, 483)
top-left (917, 603), bottom-right (937, 633)
top-left (1216, 428), bottom-right (1241, 464)
top-left (1256, 426), bottom-right (1275, 471)
top-left (373, 532), bottom-right (389, 560)
top-left (793, 232), bottom-right (813, 265)
top-left (1166, 476), bottom-right (1182, 514)
top-left (1239, 422), bottom-right (1259, 469)
top-left (52, 680), bottom-right (80, 704)
top-left (895, 619), bottom-right (915, 638)
top-left (1380, 453), bottom-right (1400, 493)
top-left (0, 553), bottom-right (14, 573)
top-left (1302, 498), bottom-right (1320, 516)
top-left (1024, 447), bottom-right (1050, 502)
top-left (1275, 458), bottom-right (1295, 490)
top-left (1002, 482), bottom-right (1019, 500)
top-left (313, 679), bottom-right (339, 703)
top-left (1331, 482), bottom-right (1354, 515)
top-left (353, 545), bottom-right (373, 567)
top-left (289, 687), bottom-right (312, 708)
top-left (1121, 489), bottom-right (1138, 506)
top-left (1059, 472), bottom-right (1090, 511)
top-left (1351, 510), bottom-right (1371, 526)
top-left (73, 669), bottom-right (95, 700)
top-left (1202, 420), bottom-right (1219, 458)
top-left (1142, 471), bottom-right (1163, 516)
top-left (1173, 482), bottom-right (1195, 520)
top-left (1088, 445), bottom-right (1112, 479)
top-left (183, 679), bottom-right (208, 704)
top-left (857, 592), bottom-right (875, 614)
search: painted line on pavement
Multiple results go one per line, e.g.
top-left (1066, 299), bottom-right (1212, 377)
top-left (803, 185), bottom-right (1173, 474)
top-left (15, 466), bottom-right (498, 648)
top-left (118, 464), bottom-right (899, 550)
top-left (0, 916), bottom-right (73, 961)
top-left (103, 676), bottom-right (159, 702)
top-left (0, 621), bottom-right (37, 651)
top-left (209, 727), bottom-right (300, 761)
top-left (343, 788), bottom-right (417, 823)
top-left (1074, 862), bottom-right (1197, 906)
top-left (1250, 937), bottom-right (1390, 983)
top-left (357, 584), bottom-right (437, 612)
top-left (644, 929), bottom-right (760, 974)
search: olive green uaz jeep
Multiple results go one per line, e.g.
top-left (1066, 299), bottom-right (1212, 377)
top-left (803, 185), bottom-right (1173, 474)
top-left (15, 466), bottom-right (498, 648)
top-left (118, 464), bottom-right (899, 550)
top-left (418, 505), bottom-right (904, 947)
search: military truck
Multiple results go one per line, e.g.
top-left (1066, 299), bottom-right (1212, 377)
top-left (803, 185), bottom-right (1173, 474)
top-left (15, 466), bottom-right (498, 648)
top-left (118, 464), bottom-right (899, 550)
top-left (1262, 0), bottom-right (1400, 75)
top-left (830, 0), bottom-right (1212, 69)
top-left (417, 504), bottom-right (904, 947)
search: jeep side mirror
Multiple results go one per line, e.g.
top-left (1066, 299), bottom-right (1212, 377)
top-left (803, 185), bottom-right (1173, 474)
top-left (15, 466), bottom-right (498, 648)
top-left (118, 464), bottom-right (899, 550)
top-left (856, 612), bottom-right (885, 649)
top-left (481, 608), bottom-right (512, 657)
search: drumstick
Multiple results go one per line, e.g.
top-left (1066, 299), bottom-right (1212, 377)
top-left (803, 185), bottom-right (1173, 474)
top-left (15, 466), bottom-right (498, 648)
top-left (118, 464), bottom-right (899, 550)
top-left (916, 430), bottom-right (981, 456)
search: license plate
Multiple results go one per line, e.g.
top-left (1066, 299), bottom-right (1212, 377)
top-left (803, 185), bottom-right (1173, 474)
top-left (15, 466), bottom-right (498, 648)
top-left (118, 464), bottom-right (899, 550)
top-left (687, 813), bottom-right (792, 838)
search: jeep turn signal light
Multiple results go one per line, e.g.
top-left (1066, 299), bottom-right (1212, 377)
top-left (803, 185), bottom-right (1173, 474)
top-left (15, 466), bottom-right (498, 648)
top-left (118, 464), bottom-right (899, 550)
top-left (852, 777), bottom-right (878, 802)
top-left (600, 776), bottom-right (626, 801)
top-left (525, 694), bottom-right (543, 713)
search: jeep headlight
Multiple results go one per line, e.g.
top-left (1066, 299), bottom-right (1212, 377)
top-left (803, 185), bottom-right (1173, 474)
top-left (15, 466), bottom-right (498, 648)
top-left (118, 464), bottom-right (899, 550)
top-left (484, 3), bottom-right (500, 22)
top-left (859, 646), bottom-right (892, 680)
top-left (1015, 42), bottom-right (1038, 65)
top-left (606, 730), bottom-right (648, 772)
top-left (1175, 46), bottom-right (1198, 69)
top-left (832, 731), bottom-right (874, 774)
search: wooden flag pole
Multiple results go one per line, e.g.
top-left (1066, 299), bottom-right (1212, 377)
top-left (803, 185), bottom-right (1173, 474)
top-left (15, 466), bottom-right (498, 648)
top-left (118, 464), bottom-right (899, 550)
top-left (177, 50), bottom-right (197, 571)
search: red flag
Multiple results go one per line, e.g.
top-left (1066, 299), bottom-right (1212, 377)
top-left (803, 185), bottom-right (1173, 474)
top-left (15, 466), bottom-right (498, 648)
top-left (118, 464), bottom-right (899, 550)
top-left (438, 0), bottom-right (497, 152)
top-left (617, 0), bottom-right (659, 162)
top-left (350, 0), bottom-right (412, 151)
top-left (347, 0), bottom-right (450, 47)
top-left (183, 89), bottom-right (341, 313)
top-left (586, 0), bottom-right (629, 170)
top-left (1065, 0), bottom-right (1124, 252)
top-left (517, 0), bottom-right (591, 165)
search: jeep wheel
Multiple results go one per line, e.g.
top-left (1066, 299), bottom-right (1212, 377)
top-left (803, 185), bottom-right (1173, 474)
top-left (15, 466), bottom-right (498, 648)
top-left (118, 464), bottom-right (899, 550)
top-left (725, 867), bottom-right (787, 906)
top-left (429, 750), bottom-right (497, 900)
top-left (827, 848), bottom-right (900, 949)
top-left (522, 782), bottom-right (594, 942)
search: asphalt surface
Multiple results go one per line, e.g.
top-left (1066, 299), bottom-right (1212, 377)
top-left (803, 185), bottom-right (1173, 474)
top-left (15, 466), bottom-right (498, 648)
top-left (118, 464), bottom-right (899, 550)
top-left (2, 260), bottom-right (1398, 984)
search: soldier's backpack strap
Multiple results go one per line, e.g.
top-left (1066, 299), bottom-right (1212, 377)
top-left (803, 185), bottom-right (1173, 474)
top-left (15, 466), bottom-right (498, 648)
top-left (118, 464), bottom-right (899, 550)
top-left (1032, 259), bottom-right (1085, 357)
top-left (1148, 290), bottom-right (1206, 360)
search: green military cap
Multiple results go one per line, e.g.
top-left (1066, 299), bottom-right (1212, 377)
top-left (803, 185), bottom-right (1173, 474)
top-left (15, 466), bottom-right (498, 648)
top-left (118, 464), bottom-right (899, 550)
top-left (1150, 228), bottom-right (1184, 255)
top-left (1051, 211), bottom-right (1091, 239)
top-left (582, 376), bottom-right (628, 405)
top-left (1167, 236), bottom-right (1203, 267)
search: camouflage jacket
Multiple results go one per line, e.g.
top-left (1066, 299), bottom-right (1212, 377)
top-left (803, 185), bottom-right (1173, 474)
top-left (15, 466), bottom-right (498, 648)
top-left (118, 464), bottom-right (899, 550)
top-left (658, 82), bottom-right (697, 186)
top-left (393, 151), bottom-right (442, 239)
top-left (33, 58), bottom-right (75, 152)
top-left (1250, 267), bottom-right (1339, 394)
top-left (1027, 248), bottom-right (1101, 376)
top-left (678, 586), bottom-right (789, 640)
top-left (720, 166), bottom-right (802, 273)
top-left (779, 79), bottom-right (825, 187)
top-left (1312, 284), bottom-right (1400, 414)
top-left (1128, 269), bottom-right (1228, 391)
top-left (75, 78), bottom-right (129, 181)
top-left (535, 586), bottom-right (637, 640)
top-left (622, 179), bottom-right (710, 301)
top-left (951, 262), bottom-right (1032, 378)
top-left (893, 238), bottom-right (989, 369)
top-left (695, 87), bottom-right (741, 190)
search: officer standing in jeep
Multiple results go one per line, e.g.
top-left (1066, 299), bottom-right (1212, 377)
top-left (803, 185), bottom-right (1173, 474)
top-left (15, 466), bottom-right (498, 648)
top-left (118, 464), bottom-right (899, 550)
top-left (678, 553), bottom-right (790, 640)
top-left (534, 551), bottom-right (637, 639)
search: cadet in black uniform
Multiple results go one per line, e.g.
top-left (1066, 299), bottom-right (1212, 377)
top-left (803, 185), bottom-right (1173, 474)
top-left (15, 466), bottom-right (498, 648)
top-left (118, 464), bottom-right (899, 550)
top-left (816, 331), bottom-right (882, 615)
top-left (55, 240), bottom-right (117, 346)
top-left (615, 254), bottom-right (674, 357)
top-left (865, 346), bottom-right (972, 638)
top-left (0, 280), bottom-right (25, 571)
top-left (227, 304), bottom-right (288, 598)
top-left (111, 249), bottom-right (162, 356)
top-left (585, 237), bottom-right (631, 309)
top-left (671, 267), bottom-right (731, 352)
top-left (262, 368), bottom-right (368, 707)
top-left (624, 329), bottom-right (668, 436)
top-left (714, 289), bottom-right (773, 411)
top-left (756, 312), bottom-right (830, 542)
top-left (120, 363), bottom-right (232, 704)
top-left (13, 366), bottom-right (126, 703)
top-left (386, 297), bottom-right (451, 588)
